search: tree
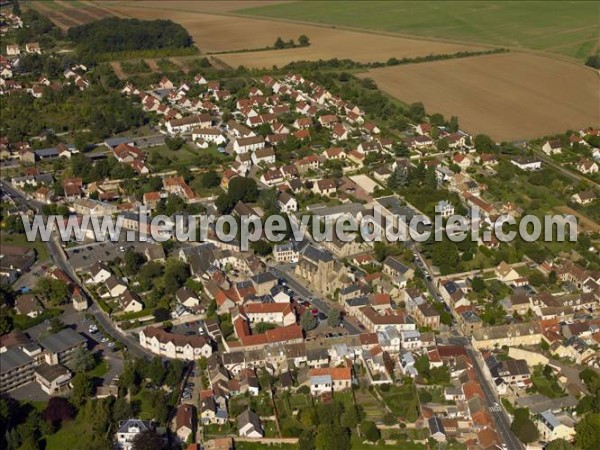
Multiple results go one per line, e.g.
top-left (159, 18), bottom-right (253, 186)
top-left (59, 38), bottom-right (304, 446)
top-left (36, 278), bottom-right (70, 306)
top-left (123, 249), bottom-right (145, 276)
top-left (471, 276), bottom-right (486, 292)
top-left (229, 176), bottom-right (258, 203)
top-left (407, 102), bottom-right (425, 122)
top-left (431, 240), bottom-right (459, 274)
top-left (361, 420), bottom-right (381, 442)
top-left (298, 34), bottom-right (310, 46)
top-left (199, 170), bottom-right (220, 189)
top-left (575, 413), bottom-right (600, 450)
top-left (48, 317), bottom-right (67, 334)
top-left (43, 397), bottom-right (75, 427)
top-left (301, 311), bottom-right (317, 332)
top-left (340, 404), bottom-right (361, 428)
top-left (132, 429), bottom-right (165, 450)
top-left (165, 136), bottom-right (184, 151)
top-left (315, 424), bottom-right (349, 450)
top-left (13, 0), bottom-right (21, 15)
top-left (72, 347), bottom-right (96, 372)
top-left (474, 134), bottom-right (496, 153)
top-left (510, 408), bottom-right (539, 444)
top-left (298, 429), bottom-right (316, 450)
top-left (274, 37), bottom-right (285, 49)
top-left (547, 439), bottom-right (575, 450)
top-left (327, 309), bottom-right (341, 328)
top-left (71, 373), bottom-right (92, 407)
top-left (153, 308), bottom-right (170, 322)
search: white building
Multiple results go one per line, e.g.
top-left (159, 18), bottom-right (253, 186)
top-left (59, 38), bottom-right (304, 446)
top-left (116, 419), bottom-right (155, 450)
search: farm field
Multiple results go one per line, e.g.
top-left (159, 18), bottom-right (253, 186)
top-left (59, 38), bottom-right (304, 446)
top-left (32, 0), bottom-right (487, 63)
top-left (239, 0), bottom-right (600, 60)
top-left (359, 53), bottom-right (600, 141)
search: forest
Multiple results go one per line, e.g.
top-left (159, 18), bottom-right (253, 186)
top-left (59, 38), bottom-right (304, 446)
top-left (67, 18), bottom-right (194, 54)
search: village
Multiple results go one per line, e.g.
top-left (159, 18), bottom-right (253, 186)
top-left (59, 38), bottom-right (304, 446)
top-left (1, 5), bottom-right (600, 450)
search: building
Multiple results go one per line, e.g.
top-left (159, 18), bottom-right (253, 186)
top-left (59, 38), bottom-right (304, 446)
top-left (0, 348), bottom-right (37, 393)
top-left (536, 411), bottom-right (576, 442)
top-left (166, 114), bottom-right (211, 134)
top-left (139, 326), bottom-right (212, 360)
top-left (308, 366), bottom-right (352, 395)
top-left (244, 303), bottom-right (296, 327)
top-left (176, 404), bottom-right (196, 442)
top-left (237, 409), bottom-right (263, 438)
top-left (116, 419), bottom-right (155, 450)
top-left (35, 363), bottom-right (72, 395)
top-left (39, 328), bottom-right (87, 366)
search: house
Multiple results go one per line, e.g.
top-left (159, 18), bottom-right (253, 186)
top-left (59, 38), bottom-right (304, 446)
top-left (542, 139), bottom-right (562, 155)
top-left (116, 419), bottom-right (155, 450)
top-left (166, 114), bottom-right (211, 135)
top-left (571, 190), bottom-right (596, 205)
top-left (313, 179), bottom-right (337, 196)
top-left (251, 147), bottom-right (275, 165)
top-left (6, 44), bottom-right (20, 56)
top-left (536, 411), bottom-right (576, 442)
top-left (250, 272), bottom-right (278, 296)
top-left (192, 127), bottom-right (227, 145)
top-left (428, 417), bottom-right (446, 442)
top-left (33, 186), bottom-right (53, 203)
top-left (277, 191), bottom-right (297, 213)
top-left (577, 158), bottom-right (598, 174)
top-left (72, 287), bottom-right (88, 311)
top-left (436, 200), bottom-right (454, 217)
top-left (39, 328), bottom-right (87, 366)
top-left (120, 290), bottom-right (144, 313)
top-left (452, 153), bottom-right (471, 169)
top-left (175, 404), bottom-right (195, 442)
top-left (332, 123), bottom-right (348, 141)
top-left (511, 156), bottom-right (542, 171)
top-left (243, 303), bottom-right (296, 327)
top-left (382, 257), bottom-right (414, 283)
top-left (105, 276), bottom-right (127, 298)
top-left (139, 326), bottom-right (213, 360)
top-left (416, 123), bottom-right (432, 136)
top-left (495, 261), bottom-right (520, 282)
top-left (233, 136), bottom-right (265, 154)
top-left (15, 294), bottom-right (43, 318)
top-left (176, 287), bottom-right (200, 308)
top-left (90, 262), bottom-right (112, 284)
top-left (237, 409), bottom-right (263, 438)
top-left (308, 366), bottom-right (352, 395)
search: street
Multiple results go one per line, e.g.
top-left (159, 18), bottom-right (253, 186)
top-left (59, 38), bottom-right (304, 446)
top-left (268, 264), bottom-right (361, 335)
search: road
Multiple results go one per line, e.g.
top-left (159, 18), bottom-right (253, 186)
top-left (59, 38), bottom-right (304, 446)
top-left (533, 149), bottom-right (600, 189)
top-left (1, 180), bottom-right (151, 359)
top-left (268, 264), bottom-right (361, 335)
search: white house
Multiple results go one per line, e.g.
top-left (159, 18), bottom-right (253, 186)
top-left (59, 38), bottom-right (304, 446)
top-left (116, 419), bottom-right (155, 450)
top-left (166, 114), bottom-right (211, 135)
top-left (251, 147), bottom-right (276, 165)
top-left (90, 262), bottom-right (111, 284)
top-left (277, 191), bottom-right (298, 213)
top-left (139, 326), bottom-right (213, 360)
top-left (237, 409), bottom-right (263, 438)
top-left (233, 136), bottom-right (265, 154)
top-left (191, 127), bottom-right (227, 145)
top-left (542, 140), bottom-right (562, 155)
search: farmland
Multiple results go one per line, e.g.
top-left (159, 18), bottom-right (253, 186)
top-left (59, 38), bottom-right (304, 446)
top-left (239, 0), bottom-right (600, 61)
top-left (31, 1), bottom-right (486, 61)
top-left (359, 52), bottom-right (600, 141)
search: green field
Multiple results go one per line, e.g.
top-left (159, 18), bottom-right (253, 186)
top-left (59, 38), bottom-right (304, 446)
top-left (239, 1), bottom-right (599, 60)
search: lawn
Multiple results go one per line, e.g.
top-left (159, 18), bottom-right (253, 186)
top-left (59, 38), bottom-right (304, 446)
top-left (239, 1), bottom-right (599, 60)
top-left (1, 231), bottom-right (49, 261)
top-left (235, 443), bottom-right (296, 450)
top-left (87, 359), bottom-right (109, 378)
top-left (377, 384), bottom-right (420, 422)
top-left (354, 388), bottom-right (386, 421)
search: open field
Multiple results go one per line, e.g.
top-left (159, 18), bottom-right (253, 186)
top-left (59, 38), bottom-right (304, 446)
top-left (555, 206), bottom-right (600, 234)
top-left (239, 1), bottom-right (600, 61)
top-left (360, 53), bottom-right (600, 141)
top-left (48, 1), bottom-right (486, 64)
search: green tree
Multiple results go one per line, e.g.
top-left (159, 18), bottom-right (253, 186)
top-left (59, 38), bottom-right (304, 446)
top-left (298, 429), bottom-right (316, 450)
top-left (575, 413), bottom-right (600, 450)
top-left (471, 276), bottom-right (486, 292)
top-left (474, 134), bottom-right (496, 152)
top-left (72, 347), bottom-right (96, 372)
top-left (510, 408), bottom-right (539, 444)
top-left (315, 424), bottom-right (349, 450)
top-left (132, 429), bottom-right (165, 450)
top-left (298, 34), bottom-right (310, 46)
top-left (71, 373), bottom-right (92, 407)
top-left (301, 311), bottom-right (317, 332)
top-left (547, 439), bottom-right (575, 450)
top-left (274, 37), bottom-right (285, 49)
top-left (327, 309), bottom-right (341, 327)
top-left (361, 420), bottom-right (381, 442)
top-left (340, 404), bottom-right (361, 429)
top-left (199, 170), bottom-right (220, 189)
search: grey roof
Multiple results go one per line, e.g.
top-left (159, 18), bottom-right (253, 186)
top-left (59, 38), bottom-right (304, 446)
top-left (34, 147), bottom-right (59, 158)
top-left (302, 245), bottom-right (333, 263)
top-left (118, 419), bottom-right (153, 433)
top-left (428, 416), bottom-right (445, 435)
top-left (35, 363), bottom-right (70, 381)
top-left (39, 328), bottom-right (86, 354)
top-left (104, 137), bottom-right (134, 148)
top-left (384, 256), bottom-right (411, 275)
top-left (307, 348), bottom-right (329, 361)
top-left (345, 296), bottom-right (369, 308)
top-left (251, 271), bottom-right (278, 285)
top-left (0, 348), bottom-right (33, 374)
top-left (238, 408), bottom-right (262, 432)
top-left (310, 374), bottom-right (332, 384)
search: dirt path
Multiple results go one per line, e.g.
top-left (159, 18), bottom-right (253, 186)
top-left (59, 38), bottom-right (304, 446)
top-left (110, 61), bottom-right (127, 80)
top-left (170, 57), bottom-right (190, 73)
top-left (144, 59), bottom-right (160, 72)
top-left (555, 206), bottom-right (599, 233)
top-left (208, 56), bottom-right (233, 71)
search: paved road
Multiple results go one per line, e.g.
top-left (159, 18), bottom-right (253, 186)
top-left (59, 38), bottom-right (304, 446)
top-left (450, 336), bottom-right (524, 450)
top-left (533, 149), bottom-right (600, 189)
top-left (268, 264), bottom-right (361, 335)
top-left (2, 180), bottom-right (151, 359)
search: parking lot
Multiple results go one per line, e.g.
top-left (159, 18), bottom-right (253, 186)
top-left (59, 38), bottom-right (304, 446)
top-left (65, 239), bottom-right (155, 270)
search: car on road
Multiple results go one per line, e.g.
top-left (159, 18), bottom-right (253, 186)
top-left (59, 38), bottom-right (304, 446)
top-left (101, 337), bottom-right (109, 343)
top-left (107, 342), bottom-right (115, 347)
top-left (311, 308), bottom-right (319, 316)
